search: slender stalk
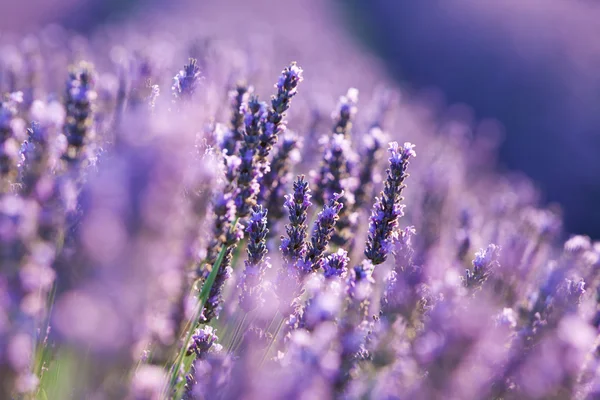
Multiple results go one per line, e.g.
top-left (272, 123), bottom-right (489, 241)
top-left (260, 317), bottom-right (285, 367)
top-left (265, 310), bottom-right (280, 335)
top-left (221, 310), bottom-right (240, 347)
top-left (167, 243), bottom-right (228, 396)
top-left (227, 314), bottom-right (247, 354)
top-left (231, 314), bottom-right (257, 354)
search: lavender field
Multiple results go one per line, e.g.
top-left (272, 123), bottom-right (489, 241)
top-left (0, 1), bottom-right (598, 399)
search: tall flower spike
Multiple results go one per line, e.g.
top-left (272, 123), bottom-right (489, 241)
top-left (305, 192), bottom-right (344, 271)
top-left (229, 83), bottom-right (251, 140)
top-left (233, 97), bottom-right (267, 218)
top-left (241, 96), bottom-right (267, 151)
top-left (256, 63), bottom-right (303, 169)
top-left (172, 58), bottom-right (201, 100)
top-left (312, 133), bottom-right (353, 207)
top-left (273, 62), bottom-right (303, 114)
top-left (238, 205), bottom-right (270, 312)
top-left (63, 61), bottom-right (97, 162)
top-left (365, 142), bottom-right (415, 265)
top-left (220, 83), bottom-right (251, 156)
top-left (332, 87), bottom-right (358, 137)
top-left (313, 89), bottom-right (360, 207)
top-left (281, 175), bottom-right (312, 264)
top-left (313, 91), bottom-right (359, 247)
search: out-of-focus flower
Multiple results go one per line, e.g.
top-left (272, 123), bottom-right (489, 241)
top-left (172, 58), bottom-right (202, 100)
top-left (464, 244), bottom-right (501, 288)
top-left (63, 61), bottom-right (97, 162)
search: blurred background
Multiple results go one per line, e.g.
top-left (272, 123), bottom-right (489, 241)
top-left (2, 0), bottom-right (599, 238)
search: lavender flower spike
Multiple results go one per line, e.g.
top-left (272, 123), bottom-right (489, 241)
top-left (305, 192), bottom-right (344, 271)
top-left (273, 62), bottom-right (303, 114)
top-left (172, 58), bottom-right (201, 100)
top-left (281, 175), bottom-right (312, 264)
top-left (233, 97), bottom-right (268, 217)
top-left (220, 83), bottom-right (251, 156)
top-left (229, 83), bottom-right (250, 140)
top-left (365, 142), bottom-right (416, 265)
top-left (464, 244), bottom-right (501, 288)
top-left (241, 97), bottom-right (267, 151)
top-left (332, 87), bottom-right (358, 137)
top-left (257, 63), bottom-right (303, 165)
top-left (63, 61), bottom-right (97, 161)
top-left (239, 205), bottom-right (270, 312)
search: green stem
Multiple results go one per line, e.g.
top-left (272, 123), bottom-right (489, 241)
top-left (167, 244), bottom-right (227, 396)
top-left (167, 216), bottom-right (240, 398)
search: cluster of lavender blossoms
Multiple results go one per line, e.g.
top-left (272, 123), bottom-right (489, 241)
top-left (0, 8), bottom-right (599, 400)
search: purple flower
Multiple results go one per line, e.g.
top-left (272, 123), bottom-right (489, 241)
top-left (302, 281), bottom-right (344, 331)
top-left (202, 260), bottom-right (234, 323)
top-left (221, 83), bottom-right (251, 156)
top-left (313, 93), bottom-right (360, 247)
top-left (234, 98), bottom-right (268, 217)
top-left (130, 365), bottom-right (168, 400)
top-left (332, 88), bottom-right (358, 137)
top-left (186, 326), bottom-right (222, 358)
top-left (322, 249), bottom-right (349, 279)
top-left (19, 122), bottom-right (50, 196)
top-left (464, 244), bottom-right (501, 288)
top-left (257, 63), bottom-right (303, 169)
top-left (186, 353), bottom-right (233, 400)
top-left (364, 141), bottom-right (415, 265)
top-left (281, 175), bottom-right (312, 264)
top-left (313, 134), bottom-right (353, 206)
top-left (305, 192), bottom-right (343, 271)
top-left (238, 205), bottom-right (270, 312)
top-left (63, 61), bottom-right (97, 161)
top-left (242, 97), bottom-right (268, 149)
top-left (172, 58), bottom-right (202, 100)
top-left (274, 62), bottom-right (303, 110)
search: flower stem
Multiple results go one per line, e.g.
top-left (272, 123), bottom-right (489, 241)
top-left (167, 235), bottom-right (230, 397)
